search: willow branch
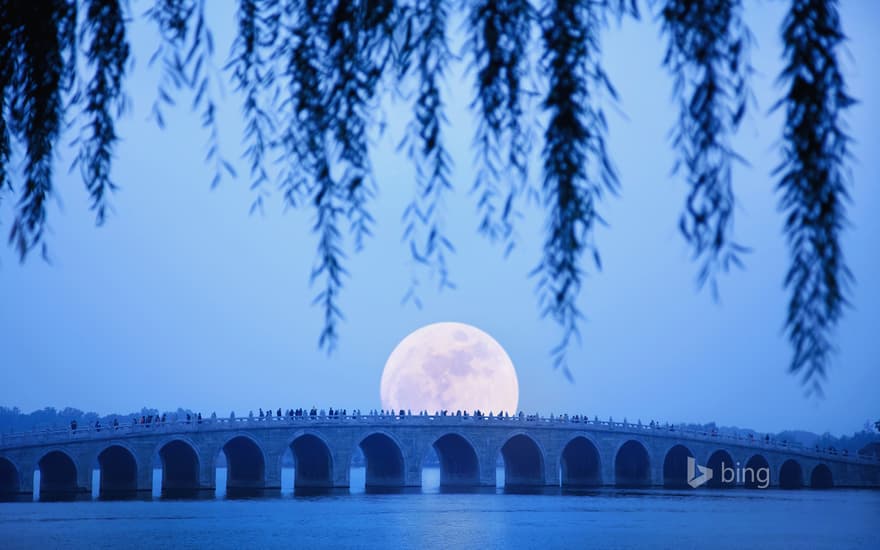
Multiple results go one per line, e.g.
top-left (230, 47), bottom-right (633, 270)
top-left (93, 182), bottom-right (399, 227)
top-left (775, 0), bottom-right (854, 394)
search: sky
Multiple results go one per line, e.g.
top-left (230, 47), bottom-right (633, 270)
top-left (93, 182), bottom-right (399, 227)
top-left (0, 2), bottom-right (877, 436)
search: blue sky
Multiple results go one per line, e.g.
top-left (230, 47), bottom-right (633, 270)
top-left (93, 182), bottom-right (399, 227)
top-left (1, 2), bottom-right (877, 436)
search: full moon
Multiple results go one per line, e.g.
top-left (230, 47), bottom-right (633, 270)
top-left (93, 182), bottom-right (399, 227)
top-left (380, 322), bottom-right (519, 415)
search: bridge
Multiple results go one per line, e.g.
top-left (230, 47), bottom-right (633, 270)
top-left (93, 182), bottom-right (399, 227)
top-left (1, 413), bottom-right (878, 500)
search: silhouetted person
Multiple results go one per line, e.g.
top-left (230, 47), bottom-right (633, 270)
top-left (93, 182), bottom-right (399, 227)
top-left (70, 420), bottom-right (77, 433)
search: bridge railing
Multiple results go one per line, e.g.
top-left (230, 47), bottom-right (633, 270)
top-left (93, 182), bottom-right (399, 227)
top-left (1, 413), bottom-right (878, 464)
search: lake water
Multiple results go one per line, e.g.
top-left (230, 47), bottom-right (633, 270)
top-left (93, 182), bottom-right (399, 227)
top-left (2, 468), bottom-right (878, 549)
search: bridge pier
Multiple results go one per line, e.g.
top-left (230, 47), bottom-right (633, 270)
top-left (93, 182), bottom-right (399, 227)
top-left (479, 456), bottom-right (496, 487)
top-left (544, 449), bottom-right (560, 486)
top-left (11, 463), bottom-right (34, 501)
top-left (400, 437), bottom-right (423, 488)
top-left (199, 457), bottom-right (215, 495)
top-left (651, 459), bottom-right (665, 489)
top-left (77, 464), bottom-right (92, 499)
top-left (331, 449), bottom-right (351, 488)
top-left (600, 447), bottom-right (616, 487)
top-left (264, 450), bottom-right (283, 493)
top-left (19, 463), bottom-right (31, 498)
top-left (137, 464), bottom-right (153, 497)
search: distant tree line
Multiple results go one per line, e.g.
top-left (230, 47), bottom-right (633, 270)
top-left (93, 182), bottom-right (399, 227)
top-left (0, 405), bottom-right (189, 432)
top-left (676, 421), bottom-right (880, 456)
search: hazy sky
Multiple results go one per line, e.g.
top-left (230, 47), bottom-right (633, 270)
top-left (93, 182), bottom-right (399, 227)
top-left (1, 2), bottom-right (877, 436)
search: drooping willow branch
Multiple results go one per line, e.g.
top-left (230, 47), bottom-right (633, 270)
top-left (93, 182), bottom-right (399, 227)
top-left (0, 6), bottom-right (14, 225)
top-left (3, 0), bottom-right (76, 261)
top-left (661, 0), bottom-right (751, 296)
top-left (535, 0), bottom-right (626, 380)
top-left (287, 0), bottom-right (348, 353)
top-left (400, 0), bottom-right (455, 307)
top-left (73, 0), bottom-right (130, 226)
top-left (147, 0), bottom-right (235, 189)
top-left (776, 0), bottom-right (854, 393)
top-left (467, 0), bottom-right (534, 253)
top-left (228, 0), bottom-right (280, 215)
top-left (327, 0), bottom-right (397, 252)
top-left (0, 0), bottom-right (859, 391)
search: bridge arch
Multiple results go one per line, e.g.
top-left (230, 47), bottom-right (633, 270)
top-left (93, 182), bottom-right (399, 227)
top-left (287, 432), bottom-right (334, 488)
top-left (356, 431), bottom-right (406, 488)
top-left (97, 444), bottom-right (139, 499)
top-left (779, 459), bottom-right (803, 489)
top-left (743, 454), bottom-right (771, 489)
top-left (499, 432), bottom-right (546, 487)
top-left (560, 435), bottom-right (601, 487)
top-left (614, 439), bottom-right (651, 487)
top-left (219, 433), bottom-right (267, 495)
top-left (810, 463), bottom-right (833, 489)
top-left (705, 449), bottom-right (736, 488)
top-left (156, 438), bottom-right (201, 496)
top-left (0, 456), bottom-right (21, 500)
top-left (37, 449), bottom-right (79, 501)
top-left (429, 432), bottom-right (480, 488)
top-left (663, 444), bottom-right (695, 488)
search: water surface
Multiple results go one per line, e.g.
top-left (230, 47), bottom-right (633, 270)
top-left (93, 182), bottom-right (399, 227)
top-left (3, 468), bottom-right (878, 549)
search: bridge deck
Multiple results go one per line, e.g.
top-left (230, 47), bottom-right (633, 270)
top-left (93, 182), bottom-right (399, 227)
top-left (2, 414), bottom-right (874, 466)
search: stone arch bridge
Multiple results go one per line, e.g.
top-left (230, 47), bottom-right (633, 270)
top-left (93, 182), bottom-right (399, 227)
top-left (1, 415), bottom-right (878, 500)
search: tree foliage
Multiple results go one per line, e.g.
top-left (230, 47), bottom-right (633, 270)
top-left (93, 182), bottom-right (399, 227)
top-left (0, 0), bottom-right (856, 391)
